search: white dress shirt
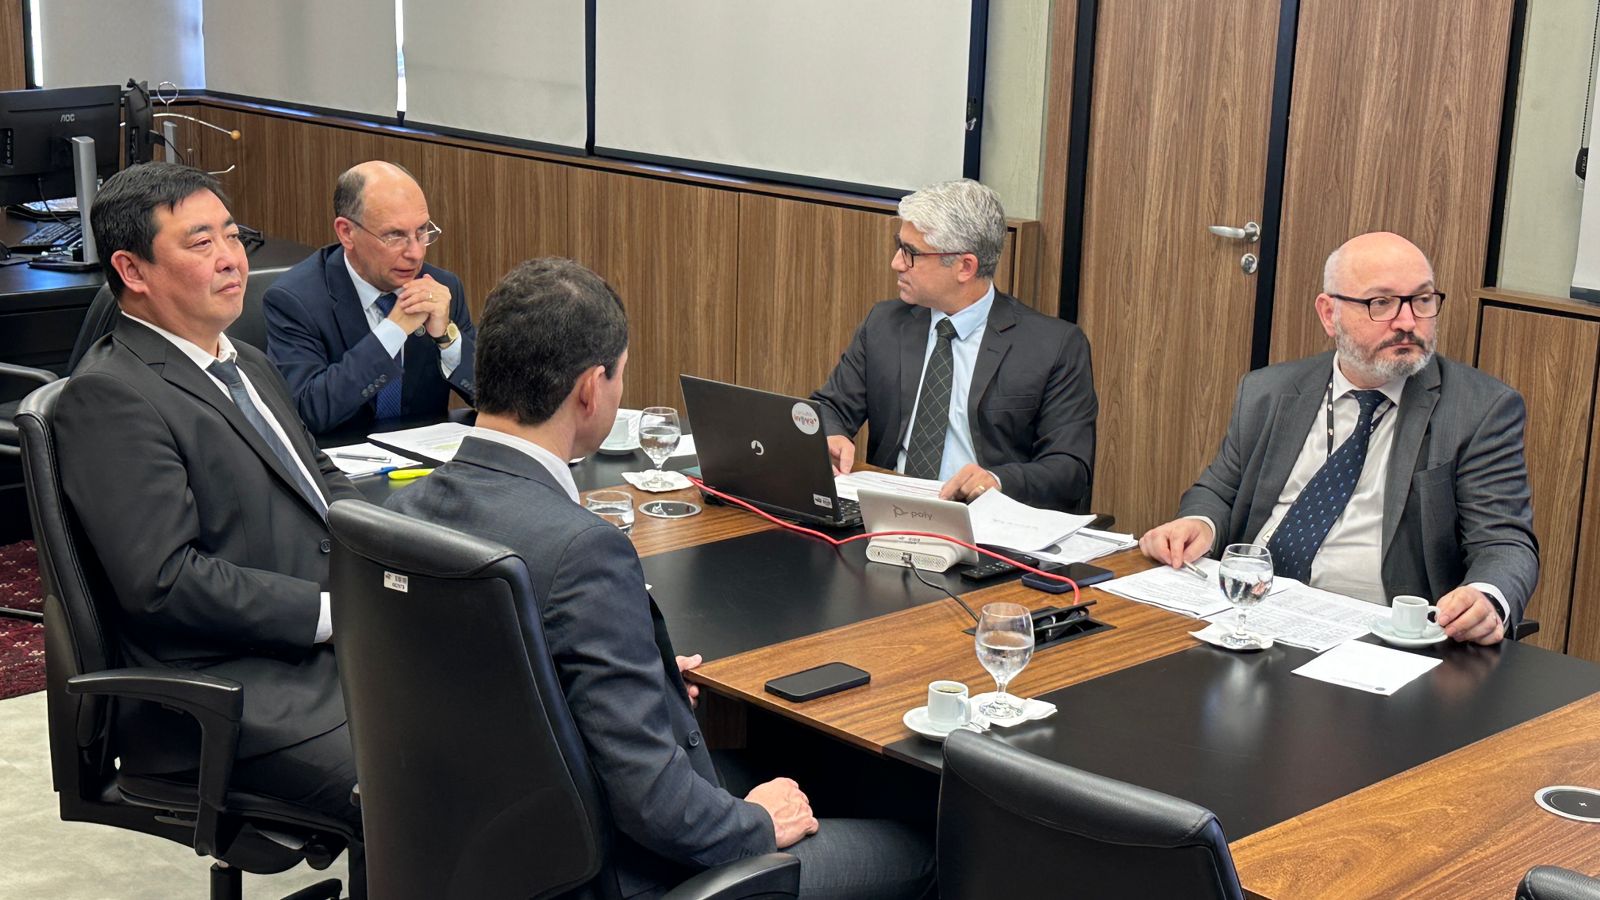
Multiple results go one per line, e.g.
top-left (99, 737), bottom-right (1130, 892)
top-left (896, 283), bottom-right (995, 481)
top-left (1193, 355), bottom-right (1508, 618)
top-left (343, 255), bottom-right (462, 374)
top-left (123, 312), bottom-right (337, 642)
top-left (466, 427), bottom-right (581, 503)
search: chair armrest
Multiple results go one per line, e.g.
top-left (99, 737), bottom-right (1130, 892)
top-left (662, 853), bottom-right (800, 900)
top-left (0, 362), bottom-right (58, 399)
top-left (1518, 865), bottom-right (1600, 900)
top-left (67, 667), bottom-right (244, 856)
top-left (1514, 618), bottom-right (1541, 641)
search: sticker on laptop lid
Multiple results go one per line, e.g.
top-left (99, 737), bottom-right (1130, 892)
top-left (791, 402), bottom-right (820, 435)
top-left (813, 494), bottom-right (833, 509)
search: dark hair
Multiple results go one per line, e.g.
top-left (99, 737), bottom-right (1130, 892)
top-left (476, 258), bottom-right (629, 425)
top-left (91, 162), bottom-right (229, 297)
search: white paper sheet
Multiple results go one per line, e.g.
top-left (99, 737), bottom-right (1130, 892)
top-left (966, 490), bottom-right (1094, 552)
top-left (1099, 558), bottom-right (1236, 618)
top-left (669, 434), bottom-right (697, 458)
top-left (1204, 581), bottom-right (1391, 651)
top-left (834, 471), bottom-right (944, 501)
top-left (368, 422), bottom-right (474, 463)
top-left (325, 442), bottom-right (421, 476)
top-left (1292, 640), bottom-right (1441, 694)
top-left (1032, 529), bottom-right (1138, 564)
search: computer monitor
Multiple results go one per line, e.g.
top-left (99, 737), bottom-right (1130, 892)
top-left (0, 84), bottom-right (121, 209)
top-left (124, 80), bottom-right (156, 166)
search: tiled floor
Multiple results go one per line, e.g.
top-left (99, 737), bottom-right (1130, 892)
top-left (1, 691), bottom-right (351, 900)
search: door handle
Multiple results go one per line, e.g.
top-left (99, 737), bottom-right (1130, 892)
top-left (1208, 221), bottom-right (1261, 243)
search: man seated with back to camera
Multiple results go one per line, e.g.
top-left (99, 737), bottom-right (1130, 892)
top-left (385, 257), bottom-right (934, 900)
top-left (812, 178), bottom-right (1098, 511)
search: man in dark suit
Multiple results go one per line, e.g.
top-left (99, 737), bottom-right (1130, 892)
top-left (55, 163), bottom-right (366, 890)
top-left (1141, 232), bottom-right (1537, 644)
top-left (812, 179), bottom-right (1098, 510)
top-left (263, 160), bottom-right (476, 435)
top-left (388, 258), bottom-right (933, 900)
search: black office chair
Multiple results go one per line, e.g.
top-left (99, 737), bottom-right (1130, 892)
top-left (327, 499), bottom-right (800, 900)
top-left (67, 265), bottom-right (290, 370)
top-left (0, 364), bottom-right (56, 620)
top-left (937, 729), bottom-right (1243, 900)
top-left (16, 378), bottom-right (354, 900)
top-left (1518, 866), bottom-right (1600, 900)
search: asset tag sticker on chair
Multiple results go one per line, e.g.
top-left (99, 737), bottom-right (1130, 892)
top-left (383, 572), bottom-right (409, 593)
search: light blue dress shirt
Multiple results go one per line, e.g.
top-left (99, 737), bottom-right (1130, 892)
top-left (343, 255), bottom-right (462, 374)
top-left (895, 284), bottom-right (995, 481)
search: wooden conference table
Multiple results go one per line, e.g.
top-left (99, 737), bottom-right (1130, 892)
top-left (352, 441), bottom-right (1600, 899)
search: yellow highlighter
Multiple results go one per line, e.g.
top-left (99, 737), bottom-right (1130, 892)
top-left (386, 467), bottom-right (434, 482)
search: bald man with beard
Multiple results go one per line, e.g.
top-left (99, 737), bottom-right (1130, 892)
top-left (1140, 232), bottom-right (1537, 644)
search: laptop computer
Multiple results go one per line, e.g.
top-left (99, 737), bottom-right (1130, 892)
top-left (679, 375), bottom-right (861, 527)
top-left (856, 488), bottom-right (980, 565)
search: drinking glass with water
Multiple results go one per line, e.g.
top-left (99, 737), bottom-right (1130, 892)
top-left (1217, 543), bottom-right (1273, 649)
top-left (975, 601), bottom-right (1035, 719)
top-left (638, 406), bottom-right (681, 490)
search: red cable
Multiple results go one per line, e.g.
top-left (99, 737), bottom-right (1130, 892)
top-left (685, 475), bottom-right (1081, 608)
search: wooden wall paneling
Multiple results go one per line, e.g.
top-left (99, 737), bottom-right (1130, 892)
top-left (1474, 306), bottom-right (1600, 652)
top-left (1075, 0), bottom-right (1282, 534)
top-left (1566, 334), bottom-right (1600, 661)
top-left (0, 0), bottom-right (24, 91)
top-left (568, 168), bottom-right (739, 409)
top-left (1268, 0), bottom-right (1515, 367)
top-left (734, 193), bottom-right (899, 398)
top-left (1036, 0), bottom-right (1078, 318)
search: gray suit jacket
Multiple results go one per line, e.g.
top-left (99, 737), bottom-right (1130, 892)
top-left (811, 292), bottom-right (1098, 511)
top-left (1179, 351), bottom-right (1539, 624)
top-left (385, 437), bottom-right (774, 898)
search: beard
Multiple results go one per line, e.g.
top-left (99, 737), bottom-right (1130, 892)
top-left (1333, 318), bottom-right (1435, 384)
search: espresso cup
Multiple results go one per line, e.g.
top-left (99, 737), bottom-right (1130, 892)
top-left (1390, 595), bottom-right (1437, 637)
top-left (927, 680), bottom-right (970, 728)
top-left (605, 411), bottom-right (635, 447)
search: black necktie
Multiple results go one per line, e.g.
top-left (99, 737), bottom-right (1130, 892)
top-left (904, 318), bottom-right (958, 480)
top-left (1266, 390), bottom-right (1387, 582)
top-left (206, 358), bottom-right (327, 518)
top-left (372, 292), bottom-right (403, 419)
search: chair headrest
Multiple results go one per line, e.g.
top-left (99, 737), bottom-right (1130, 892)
top-left (328, 499), bottom-right (519, 579)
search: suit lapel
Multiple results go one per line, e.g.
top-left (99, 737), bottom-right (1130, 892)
top-left (1246, 355), bottom-right (1332, 541)
top-left (116, 318), bottom-right (324, 518)
top-left (967, 294), bottom-right (1016, 421)
top-left (895, 306), bottom-right (932, 449)
top-left (324, 246), bottom-right (375, 358)
top-left (1382, 358), bottom-right (1440, 553)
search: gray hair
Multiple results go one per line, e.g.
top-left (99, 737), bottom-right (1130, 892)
top-left (897, 179), bottom-right (1006, 279)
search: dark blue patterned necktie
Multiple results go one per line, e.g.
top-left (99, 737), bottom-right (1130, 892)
top-left (1265, 390), bottom-right (1387, 582)
top-left (904, 318), bottom-right (959, 480)
top-left (372, 292), bottom-right (403, 419)
top-left (206, 358), bottom-right (327, 518)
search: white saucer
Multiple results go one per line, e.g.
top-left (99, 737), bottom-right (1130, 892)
top-left (1371, 621), bottom-right (1447, 648)
top-left (902, 706), bottom-right (967, 741)
top-left (596, 441), bottom-right (639, 456)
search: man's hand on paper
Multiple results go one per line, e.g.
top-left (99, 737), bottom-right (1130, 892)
top-left (1139, 517), bottom-right (1214, 568)
top-left (827, 435), bottom-right (856, 476)
top-left (940, 463), bottom-right (999, 502)
top-left (1435, 585), bottom-right (1504, 645)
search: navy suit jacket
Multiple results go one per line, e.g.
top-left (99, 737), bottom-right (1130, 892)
top-left (385, 437), bottom-right (775, 897)
top-left (812, 291), bottom-right (1098, 511)
top-left (57, 316), bottom-right (362, 774)
top-left (263, 244), bottom-right (476, 434)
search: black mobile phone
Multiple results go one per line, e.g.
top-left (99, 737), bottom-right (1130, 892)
top-left (764, 662), bottom-right (871, 702)
top-left (1022, 561), bottom-right (1115, 594)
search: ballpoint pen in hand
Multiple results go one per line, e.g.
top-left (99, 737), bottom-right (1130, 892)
top-left (1182, 560), bottom-right (1209, 582)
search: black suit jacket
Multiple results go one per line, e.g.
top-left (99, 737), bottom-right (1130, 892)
top-left (812, 291), bottom-right (1098, 510)
top-left (56, 315), bottom-right (363, 774)
top-left (386, 437), bottom-right (774, 899)
top-left (263, 244), bottom-right (476, 435)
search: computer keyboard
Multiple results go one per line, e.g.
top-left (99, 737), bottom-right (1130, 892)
top-left (12, 220), bottom-right (81, 253)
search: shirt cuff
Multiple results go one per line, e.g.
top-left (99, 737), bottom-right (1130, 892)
top-left (1469, 582), bottom-right (1511, 626)
top-left (316, 591), bottom-right (333, 643)
top-left (438, 330), bottom-right (462, 375)
top-left (374, 319), bottom-right (408, 358)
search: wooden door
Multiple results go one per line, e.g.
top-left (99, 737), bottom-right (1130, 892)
top-left (1076, 0), bottom-right (1282, 532)
top-left (1269, 0), bottom-right (1516, 366)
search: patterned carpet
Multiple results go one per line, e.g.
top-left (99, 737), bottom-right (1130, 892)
top-left (0, 540), bottom-right (45, 701)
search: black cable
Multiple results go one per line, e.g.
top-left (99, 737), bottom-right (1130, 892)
top-left (904, 553), bottom-right (980, 623)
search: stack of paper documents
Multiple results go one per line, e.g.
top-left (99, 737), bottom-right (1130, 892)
top-left (834, 471), bottom-right (942, 501)
top-left (368, 422), bottom-right (474, 464)
top-left (1032, 529), bottom-right (1138, 565)
top-left (836, 471), bottom-right (1094, 552)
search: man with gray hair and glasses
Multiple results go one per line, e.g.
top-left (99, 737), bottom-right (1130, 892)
top-left (1140, 231), bottom-right (1537, 644)
top-left (812, 179), bottom-right (1099, 511)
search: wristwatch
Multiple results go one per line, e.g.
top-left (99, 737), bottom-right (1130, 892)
top-left (432, 322), bottom-right (460, 349)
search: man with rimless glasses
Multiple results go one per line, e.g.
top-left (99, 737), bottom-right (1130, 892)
top-left (1141, 232), bottom-right (1537, 645)
top-left (812, 179), bottom-right (1099, 511)
top-left (264, 160), bottom-right (476, 434)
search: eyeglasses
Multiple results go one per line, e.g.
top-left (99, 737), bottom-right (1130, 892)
top-left (348, 217), bottom-right (443, 250)
top-left (1330, 291), bottom-right (1446, 322)
top-left (892, 237), bottom-right (966, 269)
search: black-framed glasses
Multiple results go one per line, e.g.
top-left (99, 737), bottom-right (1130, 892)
top-left (893, 237), bottom-right (966, 269)
top-left (1330, 291), bottom-right (1445, 322)
top-left (349, 217), bottom-right (443, 250)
